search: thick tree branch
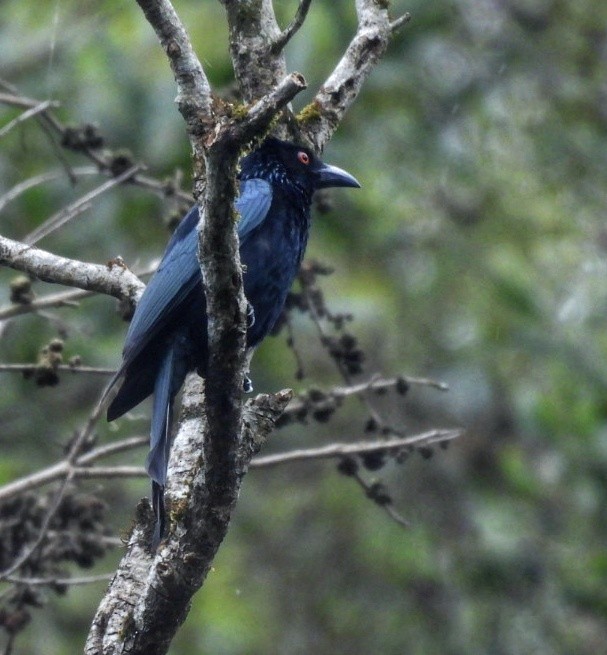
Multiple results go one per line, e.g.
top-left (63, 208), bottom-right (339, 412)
top-left (0, 234), bottom-right (145, 303)
top-left (298, 0), bottom-right (403, 151)
top-left (221, 0), bottom-right (288, 103)
top-left (85, 379), bottom-right (292, 655)
top-left (134, 0), bottom-right (213, 132)
top-left (80, 2), bottom-right (308, 652)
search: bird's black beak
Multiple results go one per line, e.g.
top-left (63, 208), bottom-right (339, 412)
top-left (316, 162), bottom-right (361, 189)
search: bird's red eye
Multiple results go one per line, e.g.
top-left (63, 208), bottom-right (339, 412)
top-left (297, 151), bottom-right (310, 165)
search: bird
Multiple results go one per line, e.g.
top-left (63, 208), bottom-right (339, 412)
top-left (105, 137), bottom-right (360, 545)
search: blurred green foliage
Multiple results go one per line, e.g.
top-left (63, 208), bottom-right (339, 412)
top-left (1, 0), bottom-right (607, 653)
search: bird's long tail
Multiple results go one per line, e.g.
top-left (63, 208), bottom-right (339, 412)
top-left (147, 337), bottom-right (188, 547)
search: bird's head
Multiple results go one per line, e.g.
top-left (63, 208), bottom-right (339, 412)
top-left (240, 138), bottom-right (360, 196)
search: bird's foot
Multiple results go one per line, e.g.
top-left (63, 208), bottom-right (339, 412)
top-left (243, 374), bottom-right (253, 393)
top-left (246, 302), bottom-right (255, 328)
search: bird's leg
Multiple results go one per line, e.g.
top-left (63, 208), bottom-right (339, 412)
top-left (242, 347), bottom-right (256, 393)
top-left (243, 307), bottom-right (255, 392)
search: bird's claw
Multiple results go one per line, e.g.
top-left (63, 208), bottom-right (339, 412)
top-left (247, 303), bottom-right (255, 328)
top-left (243, 374), bottom-right (253, 394)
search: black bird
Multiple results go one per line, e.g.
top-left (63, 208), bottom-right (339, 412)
top-left (106, 137), bottom-right (360, 543)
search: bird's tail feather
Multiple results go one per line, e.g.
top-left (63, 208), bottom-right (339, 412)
top-left (146, 339), bottom-right (188, 546)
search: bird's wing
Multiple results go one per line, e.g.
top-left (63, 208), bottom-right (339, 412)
top-left (236, 178), bottom-right (273, 243)
top-left (120, 205), bottom-right (201, 365)
top-left (118, 179), bottom-right (273, 368)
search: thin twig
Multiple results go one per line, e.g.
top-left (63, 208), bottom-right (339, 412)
top-left (0, 288), bottom-right (92, 321)
top-left (0, 391), bottom-right (114, 580)
top-left (24, 165), bottom-right (141, 245)
top-left (250, 429), bottom-right (461, 468)
top-left (301, 277), bottom-right (392, 431)
top-left (282, 374), bottom-right (449, 420)
top-left (0, 473), bottom-right (74, 581)
top-left (0, 167), bottom-right (98, 214)
top-left (0, 429), bottom-right (460, 506)
top-left (0, 363), bottom-right (116, 375)
top-left (4, 572), bottom-right (113, 587)
top-left (352, 471), bottom-right (411, 528)
top-left (0, 90), bottom-right (193, 204)
top-left (71, 465), bottom-right (146, 479)
top-left (0, 436), bottom-right (148, 503)
top-left (271, 0), bottom-right (313, 53)
top-left (0, 99), bottom-right (59, 139)
top-left (390, 12), bottom-right (412, 32)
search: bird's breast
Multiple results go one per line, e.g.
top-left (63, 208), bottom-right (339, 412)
top-left (241, 200), bottom-right (310, 347)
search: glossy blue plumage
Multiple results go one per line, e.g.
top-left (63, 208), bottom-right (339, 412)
top-left (106, 138), bottom-right (360, 544)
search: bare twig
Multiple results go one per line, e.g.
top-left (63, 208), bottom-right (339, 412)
top-left (70, 466), bottom-right (146, 479)
top-left (299, 274), bottom-right (393, 431)
top-left (0, 363), bottom-right (115, 375)
top-left (4, 573), bottom-right (113, 587)
top-left (299, 0), bottom-right (395, 151)
top-left (0, 430), bottom-right (460, 505)
top-left (0, 91), bottom-right (193, 204)
top-left (0, 436), bottom-right (148, 503)
top-left (271, 0), bottom-right (313, 53)
top-left (0, 288), bottom-right (92, 321)
top-left (251, 429), bottom-right (462, 468)
top-left (0, 99), bottom-right (59, 139)
top-left (24, 165), bottom-right (141, 245)
top-left (282, 374), bottom-right (449, 420)
top-left (352, 471), bottom-right (411, 528)
top-left (0, 167), bottom-right (97, 213)
top-left (390, 12), bottom-right (412, 32)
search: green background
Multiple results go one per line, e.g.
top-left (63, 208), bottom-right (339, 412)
top-left (1, 0), bottom-right (607, 653)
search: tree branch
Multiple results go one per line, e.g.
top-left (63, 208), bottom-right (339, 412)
top-left (221, 0), bottom-right (288, 103)
top-left (85, 380), bottom-right (292, 655)
top-left (298, 0), bottom-right (404, 151)
top-left (0, 99), bottom-right (59, 139)
top-left (271, 0), bottom-right (313, 54)
top-left (80, 2), bottom-right (309, 651)
top-left (251, 429), bottom-right (462, 468)
top-left (0, 363), bottom-right (115, 375)
top-left (24, 165), bottom-right (141, 245)
top-left (0, 234), bottom-right (145, 302)
top-left (0, 91), bottom-right (194, 205)
top-left (0, 288), bottom-right (92, 321)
